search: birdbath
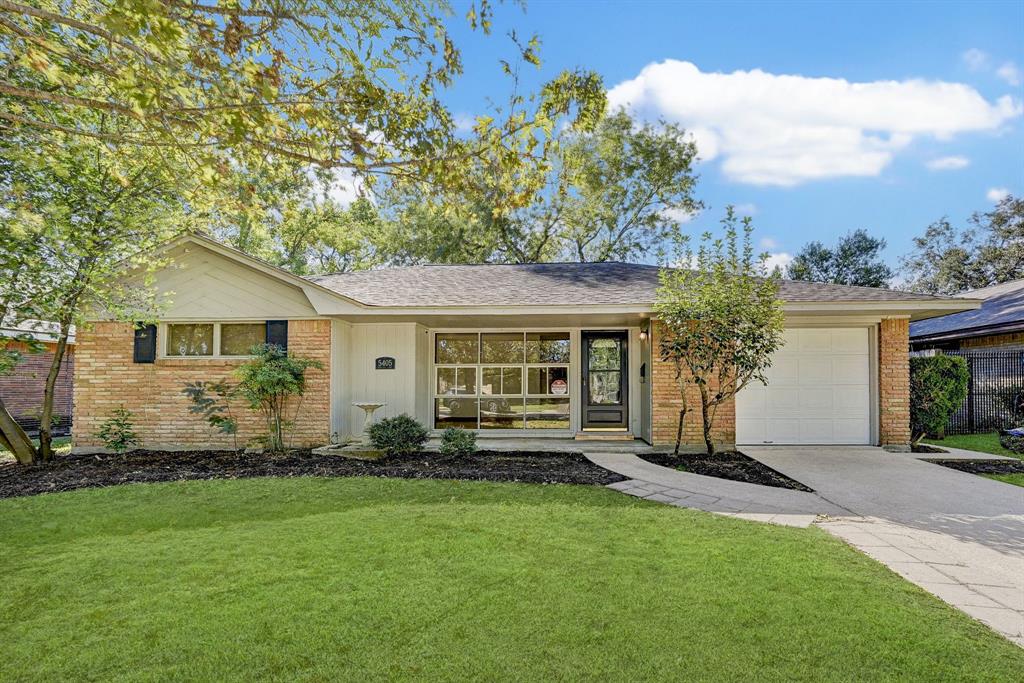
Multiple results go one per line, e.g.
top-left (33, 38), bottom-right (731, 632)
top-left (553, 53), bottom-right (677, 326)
top-left (353, 402), bottom-right (386, 445)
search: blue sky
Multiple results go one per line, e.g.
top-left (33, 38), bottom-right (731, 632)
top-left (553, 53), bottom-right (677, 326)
top-left (438, 0), bottom-right (1024, 271)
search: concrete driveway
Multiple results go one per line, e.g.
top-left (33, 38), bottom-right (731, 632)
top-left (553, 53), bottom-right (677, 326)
top-left (744, 445), bottom-right (1024, 646)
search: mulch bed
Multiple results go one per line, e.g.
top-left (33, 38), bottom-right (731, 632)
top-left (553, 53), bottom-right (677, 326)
top-left (911, 444), bottom-right (948, 454)
top-left (922, 458), bottom-right (1024, 476)
top-left (636, 451), bottom-right (813, 492)
top-left (0, 449), bottom-right (625, 499)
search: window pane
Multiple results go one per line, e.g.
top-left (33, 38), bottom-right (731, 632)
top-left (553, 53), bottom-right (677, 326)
top-left (526, 332), bottom-right (569, 363)
top-left (589, 371), bottom-right (621, 405)
top-left (437, 367), bottom-right (476, 396)
top-left (220, 323), bottom-right (264, 355)
top-left (481, 333), bottom-right (524, 363)
top-left (167, 324), bottom-right (213, 356)
top-left (525, 398), bottom-right (570, 429)
top-left (481, 367), bottom-right (523, 395)
top-left (502, 367), bottom-right (523, 395)
top-left (588, 338), bottom-right (621, 370)
top-left (528, 366), bottom-right (568, 395)
top-left (480, 396), bottom-right (524, 429)
top-left (435, 333), bottom-right (478, 364)
top-left (435, 398), bottom-right (478, 429)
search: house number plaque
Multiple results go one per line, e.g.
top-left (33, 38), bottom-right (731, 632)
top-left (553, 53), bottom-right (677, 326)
top-left (375, 356), bottom-right (396, 370)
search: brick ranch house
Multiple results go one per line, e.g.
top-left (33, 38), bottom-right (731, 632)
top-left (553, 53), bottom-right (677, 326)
top-left (73, 234), bottom-right (979, 452)
top-left (911, 279), bottom-right (1024, 351)
top-left (1, 321), bottom-right (75, 435)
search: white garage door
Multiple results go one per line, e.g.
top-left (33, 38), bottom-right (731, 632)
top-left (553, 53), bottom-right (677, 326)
top-left (736, 328), bottom-right (871, 445)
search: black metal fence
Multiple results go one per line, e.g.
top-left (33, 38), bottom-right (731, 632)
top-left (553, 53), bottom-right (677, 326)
top-left (940, 350), bottom-right (1024, 434)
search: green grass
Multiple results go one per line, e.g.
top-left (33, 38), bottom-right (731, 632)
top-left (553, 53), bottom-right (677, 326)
top-left (924, 432), bottom-right (1021, 460)
top-left (1, 478), bottom-right (1021, 681)
top-left (984, 473), bottom-right (1024, 487)
top-left (0, 435), bottom-right (72, 461)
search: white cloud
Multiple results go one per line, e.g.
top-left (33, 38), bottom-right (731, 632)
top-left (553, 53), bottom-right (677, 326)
top-left (660, 206), bottom-right (698, 223)
top-left (987, 187), bottom-right (1010, 202)
top-left (962, 48), bottom-right (990, 71)
top-left (759, 236), bottom-right (779, 250)
top-left (997, 61), bottom-right (1022, 87)
top-left (925, 155), bottom-right (970, 171)
top-left (733, 203), bottom-right (757, 216)
top-left (607, 60), bottom-right (1021, 186)
top-left (453, 113), bottom-right (476, 134)
top-left (764, 252), bottom-right (793, 272)
top-left (309, 167), bottom-right (364, 206)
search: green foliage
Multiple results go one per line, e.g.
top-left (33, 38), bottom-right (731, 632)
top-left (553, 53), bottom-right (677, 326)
top-left (368, 414), bottom-right (429, 456)
top-left (909, 355), bottom-right (970, 445)
top-left (382, 109), bottom-right (699, 264)
top-left (0, 0), bottom-right (605, 218)
top-left (439, 427), bottom-right (477, 456)
top-left (182, 381), bottom-right (239, 450)
top-left (787, 229), bottom-right (894, 288)
top-left (999, 431), bottom-right (1024, 454)
top-left (95, 407), bottom-right (140, 454)
top-left (655, 208), bottom-right (785, 455)
top-left (233, 345), bottom-right (323, 451)
top-left (902, 194), bottom-right (1023, 294)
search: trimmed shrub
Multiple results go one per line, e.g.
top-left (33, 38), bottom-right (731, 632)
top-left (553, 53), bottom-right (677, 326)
top-left (910, 355), bottom-right (969, 445)
top-left (439, 427), bottom-right (477, 456)
top-left (95, 407), bottom-right (140, 453)
top-left (999, 430), bottom-right (1024, 454)
top-left (368, 414), bottom-right (428, 455)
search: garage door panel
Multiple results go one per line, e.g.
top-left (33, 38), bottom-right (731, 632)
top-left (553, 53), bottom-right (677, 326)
top-left (737, 328), bottom-right (871, 445)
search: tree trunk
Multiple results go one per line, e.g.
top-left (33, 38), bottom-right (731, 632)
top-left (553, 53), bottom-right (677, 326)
top-left (673, 361), bottom-right (688, 456)
top-left (698, 383), bottom-right (716, 456)
top-left (38, 322), bottom-right (73, 461)
top-left (0, 396), bottom-right (37, 464)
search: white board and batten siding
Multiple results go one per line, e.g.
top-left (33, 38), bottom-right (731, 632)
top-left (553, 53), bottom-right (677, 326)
top-left (338, 323), bottom-right (430, 437)
top-left (736, 327), bottom-right (872, 445)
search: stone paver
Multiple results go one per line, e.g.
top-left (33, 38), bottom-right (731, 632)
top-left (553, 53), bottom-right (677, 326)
top-left (590, 446), bottom-right (1024, 646)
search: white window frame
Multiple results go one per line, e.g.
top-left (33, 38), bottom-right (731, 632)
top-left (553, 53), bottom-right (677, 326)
top-left (431, 330), bottom-right (571, 431)
top-left (159, 321), bottom-right (266, 359)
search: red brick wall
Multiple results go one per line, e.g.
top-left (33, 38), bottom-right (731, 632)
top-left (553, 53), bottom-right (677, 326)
top-left (650, 322), bottom-right (736, 448)
top-left (879, 318), bottom-right (911, 447)
top-left (0, 340), bottom-right (74, 433)
top-left (73, 320), bottom-right (331, 450)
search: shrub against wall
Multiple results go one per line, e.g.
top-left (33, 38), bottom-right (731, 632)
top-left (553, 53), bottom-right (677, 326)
top-left (369, 415), bottom-right (428, 455)
top-left (910, 355), bottom-right (969, 445)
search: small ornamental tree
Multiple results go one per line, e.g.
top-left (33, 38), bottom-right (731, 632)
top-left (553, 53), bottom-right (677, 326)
top-left (233, 344), bottom-right (323, 452)
top-left (655, 209), bottom-right (785, 455)
top-left (909, 355), bottom-right (969, 445)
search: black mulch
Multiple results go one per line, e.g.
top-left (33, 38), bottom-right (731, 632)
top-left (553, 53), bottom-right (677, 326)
top-left (911, 444), bottom-right (948, 454)
top-left (0, 449), bottom-right (625, 499)
top-left (922, 458), bottom-right (1024, 476)
top-left (636, 451), bottom-right (813, 492)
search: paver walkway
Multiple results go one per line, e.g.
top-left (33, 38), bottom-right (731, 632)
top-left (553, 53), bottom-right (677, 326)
top-left (587, 446), bottom-right (1024, 646)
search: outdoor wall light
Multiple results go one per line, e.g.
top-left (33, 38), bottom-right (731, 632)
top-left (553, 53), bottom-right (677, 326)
top-left (639, 328), bottom-right (649, 342)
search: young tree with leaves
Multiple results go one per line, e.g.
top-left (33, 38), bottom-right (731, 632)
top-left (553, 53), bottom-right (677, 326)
top-left (0, 125), bottom-right (194, 463)
top-left (787, 229), bottom-right (894, 288)
top-left (655, 209), bottom-right (785, 455)
top-left (901, 195), bottom-right (1023, 294)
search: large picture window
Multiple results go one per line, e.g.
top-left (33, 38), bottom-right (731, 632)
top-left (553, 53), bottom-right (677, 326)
top-left (165, 322), bottom-right (268, 358)
top-left (433, 331), bottom-right (570, 430)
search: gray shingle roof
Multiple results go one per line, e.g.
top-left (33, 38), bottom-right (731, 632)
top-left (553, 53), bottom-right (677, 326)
top-left (306, 262), bottom-right (957, 307)
top-left (910, 279), bottom-right (1024, 339)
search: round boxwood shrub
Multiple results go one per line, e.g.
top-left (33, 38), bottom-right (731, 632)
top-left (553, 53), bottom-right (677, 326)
top-left (910, 355), bottom-right (969, 446)
top-left (368, 414), bottom-right (428, 455)
top-left (439, 427), bottom-right (477, 456)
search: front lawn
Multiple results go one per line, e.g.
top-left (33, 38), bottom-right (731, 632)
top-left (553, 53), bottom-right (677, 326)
top-left (924, 432), bottom-right (1021, 460)
top-left (1, 478), bottom-right (1021, 680)
top-left (984, 473), bottom-right (1024, 487)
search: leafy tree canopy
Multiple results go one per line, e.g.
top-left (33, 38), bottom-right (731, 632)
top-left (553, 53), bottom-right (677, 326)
top-left (901, 195), bottom-right (1024, 294)
top-left (787, 229), bottom-right (893, 288)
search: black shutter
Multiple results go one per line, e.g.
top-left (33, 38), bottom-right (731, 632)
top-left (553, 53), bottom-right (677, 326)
top-left (133, 324), bottom-right (157, 363)
top-left (266, 320), bottom-right (288, 351)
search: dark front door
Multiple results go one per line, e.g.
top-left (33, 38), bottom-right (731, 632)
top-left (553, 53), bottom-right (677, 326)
top-left (581, 331), bottom-right (628, 429)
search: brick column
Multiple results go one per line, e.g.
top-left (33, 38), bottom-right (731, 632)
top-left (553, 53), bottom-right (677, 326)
top-left (879, 318), bottom-right (911, 449)
top-left (649, 321), bottom-right (736, 449)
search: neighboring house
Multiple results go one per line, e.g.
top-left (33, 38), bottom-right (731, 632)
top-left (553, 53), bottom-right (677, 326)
top-left (0, 321), bottom-right (75, 435)
top-left (910, 279), bottom-right (1024, 351)
top-left (71, 234), bottom-right (978, 452)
